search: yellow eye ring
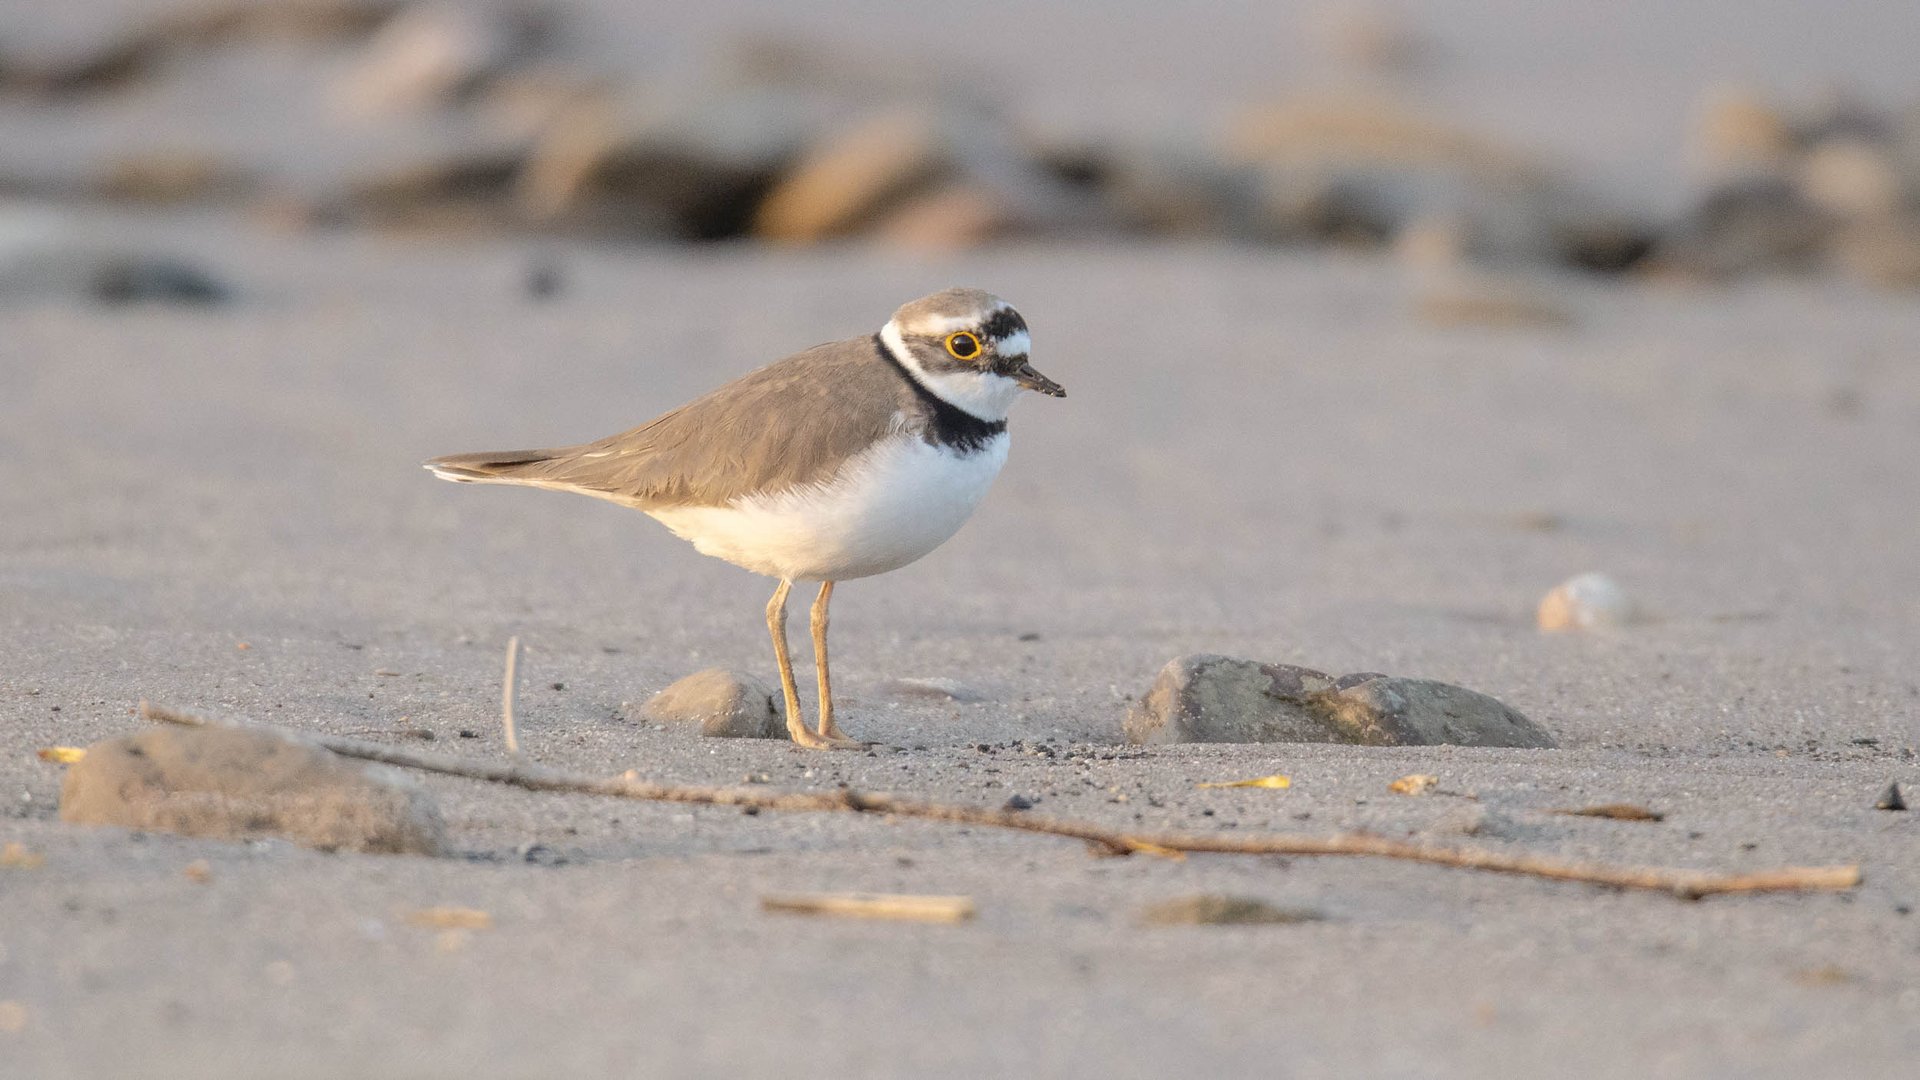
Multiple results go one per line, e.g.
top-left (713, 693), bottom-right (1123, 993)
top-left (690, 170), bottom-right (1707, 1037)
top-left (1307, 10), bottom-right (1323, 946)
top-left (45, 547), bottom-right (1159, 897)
top-left (944, 331), bottom-right (982, 360)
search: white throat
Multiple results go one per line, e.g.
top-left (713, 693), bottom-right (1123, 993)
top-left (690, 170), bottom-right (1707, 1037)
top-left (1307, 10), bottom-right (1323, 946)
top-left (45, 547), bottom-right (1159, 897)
top-left (880, 320), bottom-right (1023, 422)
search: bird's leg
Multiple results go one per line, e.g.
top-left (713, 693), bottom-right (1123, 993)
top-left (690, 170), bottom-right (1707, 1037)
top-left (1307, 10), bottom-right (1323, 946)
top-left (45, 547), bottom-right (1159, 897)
top-left (809, 581), bottom-right (861, 748)
top-left (766, 579), bottom-right (829, 749)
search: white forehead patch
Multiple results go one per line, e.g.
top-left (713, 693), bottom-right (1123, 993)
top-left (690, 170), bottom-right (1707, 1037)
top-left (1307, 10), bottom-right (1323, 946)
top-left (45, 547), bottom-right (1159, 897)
top-left (894, 300), bottom-right (1016, 338)
top-left (993, 328), bottom-right (1031, 358)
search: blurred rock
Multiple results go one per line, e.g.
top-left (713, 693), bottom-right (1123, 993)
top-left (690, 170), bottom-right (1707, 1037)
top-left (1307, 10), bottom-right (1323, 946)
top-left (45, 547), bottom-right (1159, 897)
top-left (1415, 272), bottom-right (1574, 328)
top-left (1308, 4), bottom-right (1434, 75)
top-left (99, 152), bottom-right (253, 205)
top-left (1831, 215), bottom-right (1920, 288)
top-left (1692, 87), bottom-right (1796, 175)
top-left (333, 2), bottom-right (551, 119)
top-left (1071, 149), bottom-right (1259, 237)
top-left (518, 89), bottom-right (806, 239)
top-left (0, 216), bottom-right (231, 305)
top-left (753, 108), bottom-right (954, 242)
top-left (644, 669), bottom-right (784, 739)
top-left (1796, 138), bottom-right (1906, 218)
top-left (89, 257), bottom-right (231, 305)
top-left (1225, 98), bottom-right (1535, 175)
top-left (1222, 97), bottom-right (1634, 269)
top-left (343, 150), bottom-right (527, 230)
top-left (1537, 572), bottom-right (1635, 631)
top-left (752, 106), bottom-right (1083, 245)
top-left (1648, 177), bottom-right (1832, 279)
top-left (60, 726), bottom-right (445, 854)
top-left (1874, 782), bottom-right (1906, 811)
top-left (1125, 655), bottom-right (1551, 748)
top-left (0, 0), bottom-right (402, 97)
top-left (872, 184), bottom-right (1014, 250)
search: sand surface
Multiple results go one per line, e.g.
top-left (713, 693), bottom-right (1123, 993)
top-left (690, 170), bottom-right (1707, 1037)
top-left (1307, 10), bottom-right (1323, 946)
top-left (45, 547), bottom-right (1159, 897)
top-left (3, 225), bottom-right (1918, 1078)
top-left (4, 1), bottom-right (1920, 1076)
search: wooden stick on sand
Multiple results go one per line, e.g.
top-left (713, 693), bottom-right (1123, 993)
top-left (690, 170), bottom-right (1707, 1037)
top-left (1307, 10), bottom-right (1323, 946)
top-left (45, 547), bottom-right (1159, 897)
top-left (137, 702), bottom-right (1861, 901)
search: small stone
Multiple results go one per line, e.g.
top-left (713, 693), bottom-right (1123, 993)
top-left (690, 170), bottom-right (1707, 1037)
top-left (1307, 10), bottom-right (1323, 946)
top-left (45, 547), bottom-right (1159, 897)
top-left (59, 726), bottom-right (445, 855)
top-left (89, 257), bottom-right (230, 306)
top-left (643, 669), bottom-right (784, 739)
top-left (1138, 895), bottom-right (1324, 926)
top-left (881, 677), bottom-right (986, 703)
top-left (1004, 794), bottom-right (1035, 811)
top-left (1874, 783), bottom-right (1906, 811)
top-left (517, 842), bottom-right (566, 866)
top-left (524, 262), bottom-right (563, 300)
top-left (1537, 572), bottom-right (1635, 632)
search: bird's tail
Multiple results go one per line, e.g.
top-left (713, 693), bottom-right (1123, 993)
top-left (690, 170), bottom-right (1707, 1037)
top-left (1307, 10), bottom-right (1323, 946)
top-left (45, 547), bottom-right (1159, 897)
top-left (423, 449), bottom-right (559, 485)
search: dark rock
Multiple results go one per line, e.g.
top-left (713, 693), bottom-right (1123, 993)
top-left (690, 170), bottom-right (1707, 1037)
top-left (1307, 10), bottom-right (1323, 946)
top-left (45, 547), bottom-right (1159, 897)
top-left (643, 668), bottom-right (784, 739)
top-left (1648, 177), bottom-right (1833, 279)
top-left (1003, 794), bottom-right (1035, 811)
top-left (523, 261), bottom-right (563, 299)
top-left (517, 842), bottom-right (567, 866)
top-left (1874, 783), bottom-right (1906, 811)
top-left (1125, 654), bottom-right (1554, 748)
top-left (1320, 675), bottom-right (1556, 748)
top-left (1125, 656), bottom-right (1338, 745)
top-left (90, 257), bottom-right (230, 305)
top-left (60, 726), bottom-right (445, 854)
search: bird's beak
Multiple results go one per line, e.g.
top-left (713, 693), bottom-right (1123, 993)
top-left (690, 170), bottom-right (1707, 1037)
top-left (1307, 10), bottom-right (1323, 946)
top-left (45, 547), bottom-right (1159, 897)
top-left (1012, 361), bottom-right (1066, 398)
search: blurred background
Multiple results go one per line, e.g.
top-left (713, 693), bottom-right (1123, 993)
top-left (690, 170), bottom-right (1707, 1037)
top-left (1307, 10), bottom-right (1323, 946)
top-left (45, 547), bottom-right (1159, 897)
top-left (3, 0), bottom-right (1919, 296)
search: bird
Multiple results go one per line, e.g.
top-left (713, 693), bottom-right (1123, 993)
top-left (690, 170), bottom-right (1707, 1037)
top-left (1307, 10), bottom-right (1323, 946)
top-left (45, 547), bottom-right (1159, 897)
top-left (426, 288), bottom-right (1064, 750)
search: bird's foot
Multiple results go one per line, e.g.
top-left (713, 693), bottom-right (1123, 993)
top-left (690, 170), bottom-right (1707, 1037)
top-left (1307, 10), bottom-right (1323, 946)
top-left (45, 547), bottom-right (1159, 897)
top-left (785, 723), bottom-right (865, 751)
top-left (801, 720), bottom-right (866, 751)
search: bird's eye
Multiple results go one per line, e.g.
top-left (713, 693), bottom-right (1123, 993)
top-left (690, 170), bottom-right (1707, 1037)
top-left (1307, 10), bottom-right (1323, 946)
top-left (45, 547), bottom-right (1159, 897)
top-left (944, 331), bottom-right (982, 360)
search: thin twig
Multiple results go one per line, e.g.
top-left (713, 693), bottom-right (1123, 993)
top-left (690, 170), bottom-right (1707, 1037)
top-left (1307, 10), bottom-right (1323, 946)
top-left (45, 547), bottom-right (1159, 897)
top-left (500, 636), bottom-right (520, 757)
top-left (136, 702), bottom-right (1861, 900)
top-left (761, 892), bottom-right (976, 923)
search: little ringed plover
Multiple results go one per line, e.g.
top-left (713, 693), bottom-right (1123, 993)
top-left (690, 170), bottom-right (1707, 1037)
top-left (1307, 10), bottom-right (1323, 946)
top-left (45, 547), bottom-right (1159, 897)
top-left (426, 287), bottom-right (1063, 750)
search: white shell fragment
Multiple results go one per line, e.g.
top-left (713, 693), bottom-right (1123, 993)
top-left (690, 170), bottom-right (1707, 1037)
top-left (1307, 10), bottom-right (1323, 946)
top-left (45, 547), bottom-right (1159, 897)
top-left (1537, 572), bottom-right (1635, 631)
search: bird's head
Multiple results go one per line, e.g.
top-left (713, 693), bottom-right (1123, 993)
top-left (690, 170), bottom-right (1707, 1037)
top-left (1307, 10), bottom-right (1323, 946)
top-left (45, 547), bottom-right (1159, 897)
top-left (880, 288), bottom-right (1064, 421)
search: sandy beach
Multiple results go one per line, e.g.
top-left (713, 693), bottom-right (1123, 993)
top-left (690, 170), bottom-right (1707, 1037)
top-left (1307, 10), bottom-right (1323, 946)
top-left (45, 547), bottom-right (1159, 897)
top-left (3, 2), bottom-right (1919, 1077)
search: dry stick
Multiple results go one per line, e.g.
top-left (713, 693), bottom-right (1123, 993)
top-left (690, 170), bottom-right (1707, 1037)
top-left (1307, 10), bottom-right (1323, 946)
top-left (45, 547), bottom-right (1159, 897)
top-left (500, 636), bottom-right (520, 757)
top-left (137, 702), bottom-right (1860, 900)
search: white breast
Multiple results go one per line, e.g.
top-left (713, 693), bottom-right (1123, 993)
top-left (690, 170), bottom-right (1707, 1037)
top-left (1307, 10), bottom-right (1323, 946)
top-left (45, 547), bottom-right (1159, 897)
top-left (646, 432), bottom-right (1009, 582)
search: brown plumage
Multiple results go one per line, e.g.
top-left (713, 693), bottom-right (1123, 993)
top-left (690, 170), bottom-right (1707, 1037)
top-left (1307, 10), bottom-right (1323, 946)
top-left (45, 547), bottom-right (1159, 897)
top-left (426, 336), bottom-right (919, 509)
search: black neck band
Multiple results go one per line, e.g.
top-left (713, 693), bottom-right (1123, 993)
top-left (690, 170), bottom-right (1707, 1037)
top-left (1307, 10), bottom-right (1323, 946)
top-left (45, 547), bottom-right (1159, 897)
top-left (872, 333), bottom-right (1007, 453)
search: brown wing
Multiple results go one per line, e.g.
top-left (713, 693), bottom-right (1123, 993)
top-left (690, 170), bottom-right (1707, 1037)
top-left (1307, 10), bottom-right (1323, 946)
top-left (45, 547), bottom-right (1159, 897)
top-left (425, 336), bottom-right (909, 509)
